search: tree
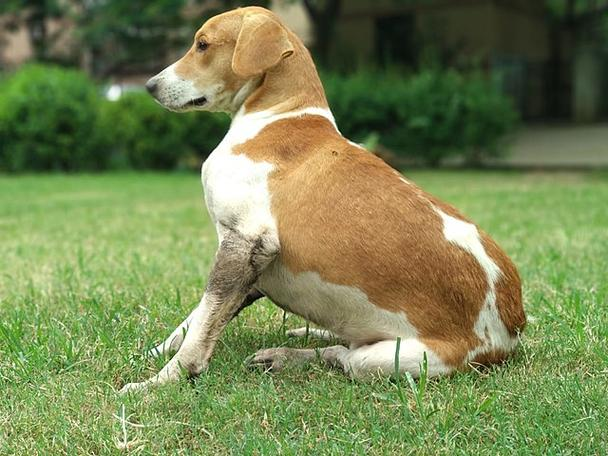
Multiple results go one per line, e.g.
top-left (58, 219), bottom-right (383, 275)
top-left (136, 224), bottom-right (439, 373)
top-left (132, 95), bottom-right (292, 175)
top-left (0, 0), bottom-right (64, 61)
top-left (72, 0), bottom-right (269, 77)
top-left (300, 0), bottom-right (342, 65)
top-left (73, 0), bottom-right (192, 77)
top-left (546, 0), bottom-right (608, 47)
top-left (544, 0), bottom-right (608, 118)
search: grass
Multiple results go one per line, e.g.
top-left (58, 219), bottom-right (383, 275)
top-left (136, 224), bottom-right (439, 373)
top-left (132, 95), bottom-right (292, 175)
top-left (0, 171), bottom-right (607, 454)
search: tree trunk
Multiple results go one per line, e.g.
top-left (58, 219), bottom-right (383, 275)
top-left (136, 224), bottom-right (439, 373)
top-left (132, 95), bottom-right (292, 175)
top-left (25, 9), bottom-right (48, 61)
top-left (547, 22), bottom-right (563, 118)
top-left (302, 0), bottom-right (342, 66)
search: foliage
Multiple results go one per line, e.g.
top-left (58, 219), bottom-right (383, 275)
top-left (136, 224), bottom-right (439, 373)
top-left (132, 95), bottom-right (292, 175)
top-left (0, 65), bottom-right (229, 172)
top-left (0, 64), bottom-right (102, 171)
top-left (545, 0), bottom-right (608, 54)
top-left (324, 68), bottom-right (518, 166)
top-left (545, 0), bottom-right (608, 19)
top-left (98, 93), bottom-right (229, 170)
top-left (0, 64), bottom-right (516, 171)
top-left (73, 0), bottom-right (270, 77)
top-left (73, 0), bottom-right (192, 77)
top-left (0, 0), bottom-right (64, 61)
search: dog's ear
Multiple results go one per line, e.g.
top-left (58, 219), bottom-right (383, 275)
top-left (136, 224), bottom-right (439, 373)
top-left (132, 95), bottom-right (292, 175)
top-left (232, 13), bottom-right (294, 78)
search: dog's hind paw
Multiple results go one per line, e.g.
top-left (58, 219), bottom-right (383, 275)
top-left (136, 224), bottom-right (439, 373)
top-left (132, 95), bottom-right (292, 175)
top-left (118, 382), bottom-right (147, 395)
top-left (286, 327), bottom-right (309, 338)
top-left (246, 348), bottom-right (290, 372)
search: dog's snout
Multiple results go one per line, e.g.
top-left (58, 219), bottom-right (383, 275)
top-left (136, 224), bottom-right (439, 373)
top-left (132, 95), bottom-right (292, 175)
top-left (145, 78), bottom-right (158, 95)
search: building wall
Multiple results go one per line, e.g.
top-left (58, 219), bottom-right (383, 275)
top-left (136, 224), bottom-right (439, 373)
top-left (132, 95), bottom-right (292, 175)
top-left (271, 0), bottom-right (313, 45)
top-left (331, 0), bottom-right (561, 119)
top-left (0, 20), bottom-right (32, 66)
top-left (489, 5), bottom-right (549, 61)
top-left (332, 0), bottom-right (552, 64)
top-left (415, 2), bottom-right (495, 62)
top-left (0, 17), bottom-right (75, 68)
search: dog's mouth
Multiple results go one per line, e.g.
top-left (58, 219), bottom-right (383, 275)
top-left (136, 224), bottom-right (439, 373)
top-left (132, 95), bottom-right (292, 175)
top-left (184, 96), bottom-right (207, 108)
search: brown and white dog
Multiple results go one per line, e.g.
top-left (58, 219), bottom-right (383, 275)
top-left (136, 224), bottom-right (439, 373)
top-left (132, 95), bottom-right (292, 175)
top-left (120, 6), bottom-right (525, 393)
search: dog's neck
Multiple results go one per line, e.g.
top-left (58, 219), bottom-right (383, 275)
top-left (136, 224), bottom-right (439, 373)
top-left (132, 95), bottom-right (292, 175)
top-left (231, 39), bottom-right (329, 117)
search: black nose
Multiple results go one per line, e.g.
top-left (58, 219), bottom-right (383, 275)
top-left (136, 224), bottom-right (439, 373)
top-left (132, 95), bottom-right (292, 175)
top-left (145, 79), bottom-right (158, 95)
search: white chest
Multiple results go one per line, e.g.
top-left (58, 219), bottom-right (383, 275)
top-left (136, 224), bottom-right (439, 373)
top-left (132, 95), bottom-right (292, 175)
top-left (201, 146), bottom-right (276, 240)
top-left (201, 107), bottom-right (335, 241)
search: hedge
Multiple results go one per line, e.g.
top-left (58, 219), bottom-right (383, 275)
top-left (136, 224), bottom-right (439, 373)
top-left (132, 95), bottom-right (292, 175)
top-left (0, 64), bottom-right (517, 172)
top-left (324, 68), bottom-right (518, 166)
top-left (0, 65), bottom-right (102, 171)
top-left (98, 92), bottom-right (229, 170)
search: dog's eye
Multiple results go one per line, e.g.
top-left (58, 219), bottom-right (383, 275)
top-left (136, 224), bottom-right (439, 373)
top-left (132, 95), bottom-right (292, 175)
top-left (197, 40), bottom-right (209, 52)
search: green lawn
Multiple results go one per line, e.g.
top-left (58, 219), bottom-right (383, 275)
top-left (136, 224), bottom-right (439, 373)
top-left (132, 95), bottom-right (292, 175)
top-left (1, 171), bottom-right (607, 454)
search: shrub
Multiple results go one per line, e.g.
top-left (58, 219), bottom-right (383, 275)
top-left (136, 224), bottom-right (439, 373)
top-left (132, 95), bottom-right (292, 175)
top-left (0, 64), bottom-right (103, 171)
top-left (391, 69), bottom-right (466, 166)
top-left (323, 68), bottom-right (518, 166)
top-left (0, 64), bottom-right (516, 172)
top-left (179, 106), bottom-right (231, 169)
top-left (459, 75), bottom-right (519, 166)
top-left (322, 70), bottom-right (397, 144)
top-left (98, 93), bottom-right (229, 170)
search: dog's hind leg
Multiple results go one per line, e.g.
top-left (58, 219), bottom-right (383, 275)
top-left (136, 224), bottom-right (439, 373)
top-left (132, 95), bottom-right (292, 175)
top-left (338, 339), bottom-right (454, 379)
top-left (149, 289), bottom-right (264, 358)
top-left (247, 346), bottom-right (349, 371)
top-left (285, 326), bottom-right (339, 341)
top-left (248, 338), bottom-right (454, 379)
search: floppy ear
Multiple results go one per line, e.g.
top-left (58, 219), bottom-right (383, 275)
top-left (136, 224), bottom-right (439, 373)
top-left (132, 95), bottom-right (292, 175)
top-left (232, 13), bottom-right (294, 78)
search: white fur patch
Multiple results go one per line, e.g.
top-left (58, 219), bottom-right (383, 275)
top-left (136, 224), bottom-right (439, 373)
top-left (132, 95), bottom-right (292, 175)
top-left (201, 107), bottom-right (335, 240)
top-left (151, 63), bottom-right (200, 109)
top-left (343, 338), bottom-right (452, 379)
top-left (257, 262), bottom-right (418, 346)
top-left (433, 208), bottom-right (517, 358)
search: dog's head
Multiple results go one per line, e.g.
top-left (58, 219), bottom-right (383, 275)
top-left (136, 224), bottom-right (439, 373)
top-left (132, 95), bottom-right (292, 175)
top-left (145, 7), bottom-right (294, 113)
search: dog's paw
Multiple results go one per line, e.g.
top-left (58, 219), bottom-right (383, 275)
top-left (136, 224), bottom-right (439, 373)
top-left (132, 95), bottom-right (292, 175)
top-left (286, 327), bottom-right (308, 338)
top-left (118, 382), bottom-right (147, 395)
top-left (246, 348), bottom-right (290, 372)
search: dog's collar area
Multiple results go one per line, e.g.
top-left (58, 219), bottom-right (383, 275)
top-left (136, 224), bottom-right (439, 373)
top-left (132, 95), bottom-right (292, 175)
top-left (184, 96), bottom-right (208, 108)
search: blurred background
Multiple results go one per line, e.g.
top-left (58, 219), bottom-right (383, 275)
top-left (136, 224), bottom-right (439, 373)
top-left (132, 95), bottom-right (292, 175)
top-left (1, 0), bottom-right (607, 171)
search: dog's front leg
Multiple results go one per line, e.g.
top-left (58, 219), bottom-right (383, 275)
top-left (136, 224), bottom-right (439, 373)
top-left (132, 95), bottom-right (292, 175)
top-left (149, 289), bottom-right (264, 358)
top-left (120, 230), bottom-right (278, 394)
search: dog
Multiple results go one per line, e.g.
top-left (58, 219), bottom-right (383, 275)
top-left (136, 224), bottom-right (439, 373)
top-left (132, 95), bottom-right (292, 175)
top-left (120, 6), bottom-right (525, 393)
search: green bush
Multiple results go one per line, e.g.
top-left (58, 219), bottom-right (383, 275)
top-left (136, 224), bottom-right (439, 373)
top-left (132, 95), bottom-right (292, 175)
top-left (0, 64), bottom-right (103, 171)
top-left (459, 75), bottom-right (520, 166)
top-left (324, 68), bottom-right (518, 166)
top-left (98, 93), bottom-right (229, 170)
top-left (0, 64), bottom-right (517, 172)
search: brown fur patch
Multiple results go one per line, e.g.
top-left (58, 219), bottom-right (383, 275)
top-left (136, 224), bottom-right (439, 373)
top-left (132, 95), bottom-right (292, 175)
top-left (233, 116), bottom-right (527, 367)
top-left (173, 14), bottom-right (246, 96)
